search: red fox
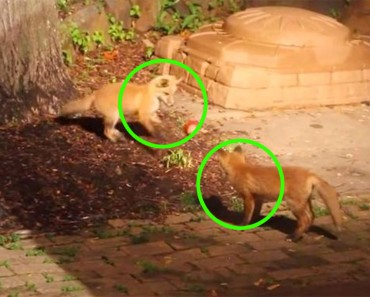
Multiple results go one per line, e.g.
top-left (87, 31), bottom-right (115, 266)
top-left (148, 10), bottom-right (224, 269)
top-left (59, 75), bottom-right (182, 142)
top-left (217, 145), bottom-right (343, 241)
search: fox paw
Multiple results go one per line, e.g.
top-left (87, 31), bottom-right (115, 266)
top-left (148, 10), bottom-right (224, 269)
top-left (286, 234), bottom-right (303, 243)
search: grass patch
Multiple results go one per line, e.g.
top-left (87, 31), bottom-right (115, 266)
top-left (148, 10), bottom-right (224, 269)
top-left (229, 196), bottom-right (243, 212)
top-left (162, 149), bottom-right (193, 169)
top-left (114, 284), bottom-right (129, 295)
top-left (42, 273), bottom-right (55, 283)
top-left (26, 247), bottom-right (46, 257)
top-left (93, 228), bottom-right (130, 239)
top-left (61, 284), bottom-right (84, 293)
top-left (0, 233), bottom-right (23, 250)
top-left (130, 232), bottom-right (150, 244)
top-left (180, 192), bottom-right (200, 212)
top-left (0, 260), bottom-right (11, 269)
top-left (25, 281), bottom-right (37, 292)
top-left (313, 206), bottom-right (330, 217)
top-left (359, 203), bottom-right (370, 211)
top-left (136, 260), bottom-right (166, 273)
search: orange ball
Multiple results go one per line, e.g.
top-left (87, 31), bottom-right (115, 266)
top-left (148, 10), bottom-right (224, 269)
top-left (183, 119), bottom-right (199, 135)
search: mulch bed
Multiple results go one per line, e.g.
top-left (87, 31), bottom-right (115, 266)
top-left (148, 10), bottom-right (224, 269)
top-left (0, 41), bottom-right (235, 234)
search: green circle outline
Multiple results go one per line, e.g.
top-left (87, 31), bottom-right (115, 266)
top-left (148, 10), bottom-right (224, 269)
top-left (196, 138), bottom-right (285, 231)
top-left (118, 58), bottom-right (208, 149)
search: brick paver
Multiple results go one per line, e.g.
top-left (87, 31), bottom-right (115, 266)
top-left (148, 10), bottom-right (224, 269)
top-left (0, 196), bottom-right (369, 297)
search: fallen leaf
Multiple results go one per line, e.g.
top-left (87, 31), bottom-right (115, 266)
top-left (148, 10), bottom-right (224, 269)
top-left (254, 278), bottom-right (264, 287)
top-left (267, 284), bottom-right (280, 291)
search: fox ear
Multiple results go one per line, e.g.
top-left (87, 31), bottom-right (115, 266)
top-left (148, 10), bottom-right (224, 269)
top-left (216, 149), bottom-right (226, 159)
top-left (234, 145), bottom-right (243, 153)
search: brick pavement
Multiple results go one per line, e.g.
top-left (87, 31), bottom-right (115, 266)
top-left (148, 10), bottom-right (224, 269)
top-left (0, 196), bottom-right (369, 297)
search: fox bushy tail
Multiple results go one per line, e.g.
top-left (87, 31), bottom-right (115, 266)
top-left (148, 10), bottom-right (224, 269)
top-left (59, 94), bottom-right (96, 116)
top-left (315, 177), bottom-right (342, 231)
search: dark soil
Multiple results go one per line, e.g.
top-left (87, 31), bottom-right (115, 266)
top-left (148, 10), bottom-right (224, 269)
top-left (0, 41), bottom-right (237, 235)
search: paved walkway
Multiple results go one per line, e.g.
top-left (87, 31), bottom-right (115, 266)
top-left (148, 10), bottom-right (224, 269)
top-left (172, 94), bottom-right (370, 195)
top-left (0, 194), bottom-right (369, 297)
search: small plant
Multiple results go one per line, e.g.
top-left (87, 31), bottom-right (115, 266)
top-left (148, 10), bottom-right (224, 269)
top-left (56, 0), bottom-right (70, 13)
top-left (43, 257), bottom-right (55, 264)
top-left (124, 28), bottom-right (137, 41)
top-left (94, 228), bottom-right (130, 239)
top-left (114, 284), bottom-right (129, 295)
top-left (108, 15), bottom-right (126, 42)
top-left (52, 246), bottom-right (79, 264)
top-left (63, 274), bottom-right (77, 281)
top-left (92, 31), bottom-right (104, 47)
top-left (42, 273), bottom-right (55, 283)
top-left (229, 196), bottom-right (243, 212)
top-left (62, 50), bottom-right (73, 66)
top-left (162, 149), bottom-right (193, 169)
top-left (25, 281), bottom-right (37, 292)
top-left (359, 203), bottom-right (370, 211)
top-left (181, 2), bottom-right (204, 32)
top-left (227, 0), bottom-right (241, 13)
top-left (52, 246), bottom-right (79, 257)
top-left (7, 291), bottom-right (19, 297)
top-left (70, 24), bottom-right (91, 54)
top-left (0, 260), bottom-right (11, 269)
top-left (7, 241), bottom-right (23, 251)
top-left (145, 46), bottom-right (154, 60)
top-left (313, 205), bottom-right (330, 217)
top-left (136, 260), bottom-right (164, 273)
top-left (330, 8), bottom-right (341, 19)
top-left (130, 4), bottom-right (141, 18)
top-left (26, 247), bottom-right (46, 257)
top-left (0, 233), bottom-right (22, 250)
top-left (61, 284), bottom-right (84, 293)
top-left (341, 198), bottom-right (357, 205)
top-left (190, 214), bottom-right (206, 222)
top-left (130, 232), bottom-right (149, 244)
top-left (200, 247), bottom-right (209, 254)
top-left (180, 192), bottom-right (199, 212)
top-left (209, 0), bottom-right (224, 9)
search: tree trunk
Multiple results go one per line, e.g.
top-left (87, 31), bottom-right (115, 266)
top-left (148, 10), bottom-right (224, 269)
top-left (0, 0), bottom-right (77, 125)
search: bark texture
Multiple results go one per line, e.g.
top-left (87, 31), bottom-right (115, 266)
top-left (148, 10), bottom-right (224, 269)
top-left (0, 0), bottom-right (76, 125)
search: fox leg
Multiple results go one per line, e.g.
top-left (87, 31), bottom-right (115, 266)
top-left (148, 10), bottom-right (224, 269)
top-left (139, 111), bottom-right (156, 135)
top-left (241, 192), bottom-right (255, 226)
top-left (252, 199), bottom-right (263, 223)
top-left (288, 199), bottom-right (314, 242)
top-left (103, 114), bottom-right (123, 142)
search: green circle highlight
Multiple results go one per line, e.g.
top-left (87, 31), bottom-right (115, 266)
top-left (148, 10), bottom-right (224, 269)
top-left (196, 138), bottom-right (285, 231)
top-left (118, 58), bottom-right (208, 149)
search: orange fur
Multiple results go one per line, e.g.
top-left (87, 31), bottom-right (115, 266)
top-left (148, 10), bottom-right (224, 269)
top-left (59, 75), bottom-right (182, 142)
top-left (217, 146), bottom-right (342, 241)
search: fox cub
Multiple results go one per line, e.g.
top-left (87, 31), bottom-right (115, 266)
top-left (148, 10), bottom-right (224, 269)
top-left (217, 145), bottom-right (343, 241)
top-left (59, 75), bottom-right (182, 142)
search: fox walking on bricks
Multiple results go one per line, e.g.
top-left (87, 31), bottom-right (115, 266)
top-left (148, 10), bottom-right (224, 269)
top-left (217, 145), bottom-right (343, 241)
top-left (59, 75), bottom-right (182, 142)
